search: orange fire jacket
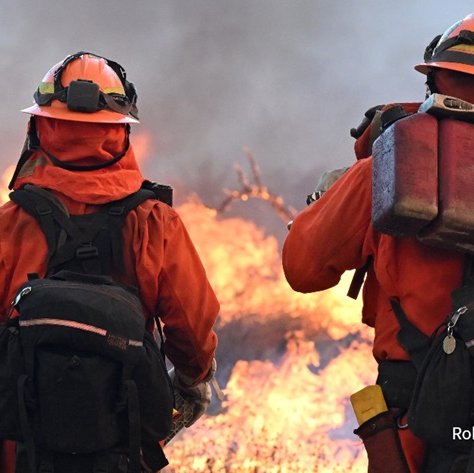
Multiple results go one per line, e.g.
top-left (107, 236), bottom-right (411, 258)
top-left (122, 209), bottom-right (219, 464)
top-left (0, 117), bottom-right (219, 472)
top-left (282, 156), bottom-right (464, 471)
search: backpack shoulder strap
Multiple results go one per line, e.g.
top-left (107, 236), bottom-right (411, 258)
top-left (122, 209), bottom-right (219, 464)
top-left (141, 180), bottom-right (173, 207)
top-left (9, 185), bottom-right (81, 262)
top-left (390, 299), bottom-right (430, 369)
top-left (104, 182), bottom-right (173, 271)
top-left (10, 182), bottom-right (173, 275)
top-left (347, 257), bottom-right (372, 300)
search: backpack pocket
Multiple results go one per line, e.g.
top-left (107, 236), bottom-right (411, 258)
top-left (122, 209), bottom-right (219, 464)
top-left (408, 331), bottom-right (473, 448)
top-left (34, 348), bottom-right (123, 453)
top-left (134, 331), bottom-right (174, 441)
top-left (0, 319), bottom-right (24, 440)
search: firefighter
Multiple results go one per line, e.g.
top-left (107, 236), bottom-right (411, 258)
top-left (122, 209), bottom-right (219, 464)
top-left (283, 14), bottom-right (474, 473)
top-left (0, 52), bottom-right (219, 472)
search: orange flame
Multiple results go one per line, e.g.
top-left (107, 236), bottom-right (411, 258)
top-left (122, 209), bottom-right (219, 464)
top-left (166, 337), bottom-right (373, 472)
top-left (131, 130), bottom-right (153, 165)
top-left (0, 164), bottom-right (15, 204)
top-left (164, 198), bottom-right (374, 472)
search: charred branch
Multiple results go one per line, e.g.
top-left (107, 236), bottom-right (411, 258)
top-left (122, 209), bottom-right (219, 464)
top-left (216, 147), bottom-right (296, 223)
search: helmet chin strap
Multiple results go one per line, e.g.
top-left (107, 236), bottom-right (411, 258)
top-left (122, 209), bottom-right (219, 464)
top-left (8, 117), bottom-right (130, 189)
top-left (425, 70), bottom-right (438, 98)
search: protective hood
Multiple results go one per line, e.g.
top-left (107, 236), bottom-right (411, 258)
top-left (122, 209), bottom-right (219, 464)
top-left (432, 68), bottom-right (474, 104)
top-left (13, 116), bottom-right (144, 204)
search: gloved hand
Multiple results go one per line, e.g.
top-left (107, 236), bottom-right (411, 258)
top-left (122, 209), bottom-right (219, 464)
top-left (306, 167), bottom-right (349, 205)
top-left (171, 359), bottom-right (216, 427)
top-left (287, 166), bottom-right (350, 230)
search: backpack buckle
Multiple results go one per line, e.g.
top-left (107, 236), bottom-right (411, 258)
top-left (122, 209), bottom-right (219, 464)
top-left (76, 244), bottom-right (99, 259)
top-left (36, 205), bottom-right (52, 216)
top-left (108, 206), bottom-right (125, 216)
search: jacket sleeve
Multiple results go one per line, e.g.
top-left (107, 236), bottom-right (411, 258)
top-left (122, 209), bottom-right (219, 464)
top-left (282, 157), bottom-right (375, 293)
top-left (157, 210), bottom-right (219, 383)
top-left (126, 202), bottom-right (219, 384)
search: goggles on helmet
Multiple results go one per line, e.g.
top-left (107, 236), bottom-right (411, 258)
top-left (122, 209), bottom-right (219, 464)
top-left (424, 30), bottom-right (474, 66)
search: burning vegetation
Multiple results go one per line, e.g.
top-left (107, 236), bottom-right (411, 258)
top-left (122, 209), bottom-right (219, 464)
top-left (168, 195), bottom-right (374, 472)
top-left (0, 148), bottom-right (375, 472)
top-left (160, 154), bottom-right (375, 471)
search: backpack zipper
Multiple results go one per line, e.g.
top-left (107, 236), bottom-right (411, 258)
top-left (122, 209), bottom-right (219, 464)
top-left (12, 282), bottom-right (143, 318)
top-left (11, 286), bottom-right (32, 308)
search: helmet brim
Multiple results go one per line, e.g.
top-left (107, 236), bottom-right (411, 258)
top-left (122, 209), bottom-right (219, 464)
top-left (414, 61), bottom-right (474, 76)
top-left (21, 103), bottom-right (139, 124)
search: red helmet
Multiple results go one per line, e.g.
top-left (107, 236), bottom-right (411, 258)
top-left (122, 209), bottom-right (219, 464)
top-left (22, 51), bottom-right (139, 123)
top-left (415, 14), bottom-right (474, 75)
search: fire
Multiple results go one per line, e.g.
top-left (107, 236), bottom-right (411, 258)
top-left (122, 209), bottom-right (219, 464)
top-left (165, 338), bottom-right (373, 472)
top-left (0, 164), bottom-right (15, 204)
top-left (166, 198), bottom-right (375, 472)
top-left (131, 130), bottom-right (153, 165)
top-left (177, 198), bottom-right (372, 339)
top-left (0, 159), bottom-right (375, 472)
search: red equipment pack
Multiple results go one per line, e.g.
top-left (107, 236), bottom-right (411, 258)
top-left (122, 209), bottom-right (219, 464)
top-left (418, 118), bottom-right (474, 253)
top-left (371, 112), bottom-right (439, 237)
top-left (372, 94), bottom-right (474, 254)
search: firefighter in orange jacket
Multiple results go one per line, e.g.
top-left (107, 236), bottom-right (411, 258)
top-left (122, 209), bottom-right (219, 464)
top-left (0, 52), bottom-right (219, 472)
top-left (283, 14), bottom-right (474, 473)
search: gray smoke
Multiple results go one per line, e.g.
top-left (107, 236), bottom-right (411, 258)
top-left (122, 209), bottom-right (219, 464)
top-left (0, 0), bottom-right (470, 238)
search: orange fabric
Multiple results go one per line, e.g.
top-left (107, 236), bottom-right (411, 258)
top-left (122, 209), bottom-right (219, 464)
top-left (0, 117), bottom-right (219, 471)
top-left (282, 158), bottom-right (464, 471)
top-left (14, 117), bottom-right (144, 202)
top-left (433, 68), bottom-right (474, 104)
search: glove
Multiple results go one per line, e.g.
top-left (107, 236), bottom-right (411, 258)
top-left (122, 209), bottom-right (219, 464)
top-left (306, 167), bottom-right (349, 205)
top-left (171, 359), bottom-right (216, 427)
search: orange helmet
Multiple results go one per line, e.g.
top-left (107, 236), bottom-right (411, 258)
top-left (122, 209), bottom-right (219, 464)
top-left (415, 14), bottom-right (474, 75)
top-left (22, 51), bottom-right (139, 123)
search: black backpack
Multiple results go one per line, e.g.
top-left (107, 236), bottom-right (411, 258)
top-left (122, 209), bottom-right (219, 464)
top-left (0, 182), bottom-right (175, 473)
top-left (387, 256), bottom-right (474, 465)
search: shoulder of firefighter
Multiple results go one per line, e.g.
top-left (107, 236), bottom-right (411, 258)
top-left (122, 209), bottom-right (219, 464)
top-left (283, 158), bottom-right (373, 294)
top-left (283, 99), bottom-right (425, 296)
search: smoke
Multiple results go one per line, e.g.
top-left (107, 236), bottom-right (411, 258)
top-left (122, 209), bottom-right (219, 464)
top-left (0, 0), bottom-right (471, 233)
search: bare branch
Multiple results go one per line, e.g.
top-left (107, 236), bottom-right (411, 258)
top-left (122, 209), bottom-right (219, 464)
top-left (216, 148), bottom-right (297, 223)
top-left (243, 146), bottom-right (262, 189)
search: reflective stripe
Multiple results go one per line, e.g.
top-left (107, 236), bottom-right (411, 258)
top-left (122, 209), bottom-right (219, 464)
top-left (450, 44), bottom-right (474, 54)
top-left (19, 318), bottom-right (143, 347)
top-left (19, 318), bottom-right (106, 335)
top-left (38, 82), bottom-right (55, 94)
